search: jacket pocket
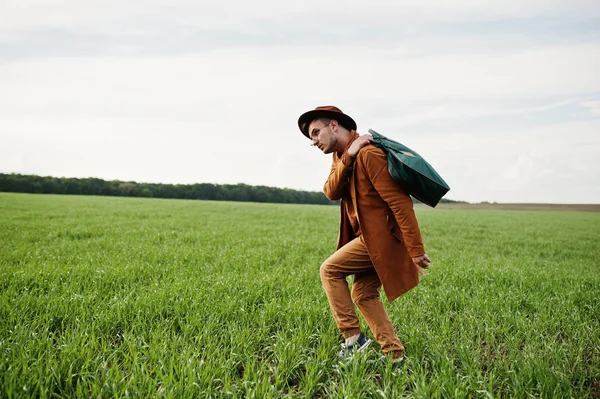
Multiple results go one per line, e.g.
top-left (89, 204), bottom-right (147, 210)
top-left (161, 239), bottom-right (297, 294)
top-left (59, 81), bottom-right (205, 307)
top-left (385, 211), bottom-right (404, 242)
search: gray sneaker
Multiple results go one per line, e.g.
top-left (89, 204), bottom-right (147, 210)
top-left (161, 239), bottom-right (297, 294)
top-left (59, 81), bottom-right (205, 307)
top-left (383, 350), bottom-right (405, 364)
top-left (338, 332), bottom-right (372, 359)
top-left (367, 350), bottom-right (406, 365)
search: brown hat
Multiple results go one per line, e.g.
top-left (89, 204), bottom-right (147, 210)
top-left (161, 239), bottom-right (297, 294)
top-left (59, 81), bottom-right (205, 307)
top-left (297, 105), bottom-right (357, 139)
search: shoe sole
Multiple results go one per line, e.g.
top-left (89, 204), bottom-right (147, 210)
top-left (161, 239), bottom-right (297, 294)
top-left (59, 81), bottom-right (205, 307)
top-left (390, 355), bottom-right (405, 364)
top-left (356, 338), bottom-right (372, 352)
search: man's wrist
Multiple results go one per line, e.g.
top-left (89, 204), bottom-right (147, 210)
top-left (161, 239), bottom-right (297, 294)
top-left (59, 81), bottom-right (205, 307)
top-left (409, 249), bottom-right (426, 258)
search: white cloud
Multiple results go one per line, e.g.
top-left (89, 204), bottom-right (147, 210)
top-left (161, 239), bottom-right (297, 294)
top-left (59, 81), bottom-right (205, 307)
top-left (1, 0), bottom-right (599, 36)
top-left (1, 42), bottom-right (599, 108)
top-left (375, 97), bottom-right (596, 129)
top-left (581, 101), bottom-right (600, 116)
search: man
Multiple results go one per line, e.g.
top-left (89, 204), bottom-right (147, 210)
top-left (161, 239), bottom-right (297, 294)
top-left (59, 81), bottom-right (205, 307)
top-left (297, 105), bottom-right (431, 363)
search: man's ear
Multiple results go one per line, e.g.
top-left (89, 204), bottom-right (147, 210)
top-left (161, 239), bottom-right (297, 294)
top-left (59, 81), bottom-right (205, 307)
top-left (330, 119), bottom-right (339, 131)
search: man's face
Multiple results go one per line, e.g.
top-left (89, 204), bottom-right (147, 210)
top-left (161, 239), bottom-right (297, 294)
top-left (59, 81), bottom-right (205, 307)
top-left (308, 119), bottom-right (337, 154)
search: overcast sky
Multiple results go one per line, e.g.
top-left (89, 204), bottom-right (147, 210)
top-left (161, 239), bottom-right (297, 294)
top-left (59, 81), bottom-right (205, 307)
top-left (1, 0), bottom-right (599, 203)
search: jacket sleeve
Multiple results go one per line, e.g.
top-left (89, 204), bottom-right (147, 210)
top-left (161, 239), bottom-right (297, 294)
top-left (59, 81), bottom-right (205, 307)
top-left (361, 148), bottom-right (425, 257)
top-left (323, 151), bottom-right (355, 200)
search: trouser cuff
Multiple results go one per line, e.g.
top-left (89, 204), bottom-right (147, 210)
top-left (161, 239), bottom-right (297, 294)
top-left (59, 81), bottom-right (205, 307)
top-left (342, 328), bottom-right (362, 339)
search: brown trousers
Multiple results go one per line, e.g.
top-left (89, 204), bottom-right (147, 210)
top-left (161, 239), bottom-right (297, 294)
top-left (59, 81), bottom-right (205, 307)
top-left (320, 236), bottom-right (404, 354)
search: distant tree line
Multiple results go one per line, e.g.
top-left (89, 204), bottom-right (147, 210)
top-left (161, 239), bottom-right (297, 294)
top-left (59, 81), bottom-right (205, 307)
top-left (0, 173), bottom-right (338, 205)
top-left (0, 173), bottom-right (464, 205)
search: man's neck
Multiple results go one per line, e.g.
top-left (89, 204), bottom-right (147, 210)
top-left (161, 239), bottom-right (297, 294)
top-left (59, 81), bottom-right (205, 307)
top-left (335, 130), bottom-right (355, 155)
top-left (335, 130), bottom-right (351, 154)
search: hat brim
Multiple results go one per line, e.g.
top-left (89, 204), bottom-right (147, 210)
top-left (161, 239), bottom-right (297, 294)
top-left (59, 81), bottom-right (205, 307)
top-left (298, 109), bottom-right (357, 138)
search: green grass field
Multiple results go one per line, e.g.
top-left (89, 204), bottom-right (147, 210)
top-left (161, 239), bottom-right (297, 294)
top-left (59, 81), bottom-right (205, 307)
top-left (1, 193), bottom-right (599, 398)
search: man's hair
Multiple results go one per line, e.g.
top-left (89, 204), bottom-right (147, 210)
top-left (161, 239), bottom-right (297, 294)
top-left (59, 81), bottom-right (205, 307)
top-left (312, 117), bottom-right (348, 130)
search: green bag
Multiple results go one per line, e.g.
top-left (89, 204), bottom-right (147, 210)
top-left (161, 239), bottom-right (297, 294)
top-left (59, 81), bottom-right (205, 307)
top-left (369, 129), bottom-right (450, 208)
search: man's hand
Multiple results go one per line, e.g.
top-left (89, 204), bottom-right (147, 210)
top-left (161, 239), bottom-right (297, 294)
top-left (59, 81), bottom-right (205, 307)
top-left (412, 254), bottom-right (431, 276)
top-left (347, 133), bottom-right (373, 157)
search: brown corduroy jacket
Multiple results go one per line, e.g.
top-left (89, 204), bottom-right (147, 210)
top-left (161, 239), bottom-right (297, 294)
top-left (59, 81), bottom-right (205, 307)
top-left (324, 131), bottom-right (425, 302)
